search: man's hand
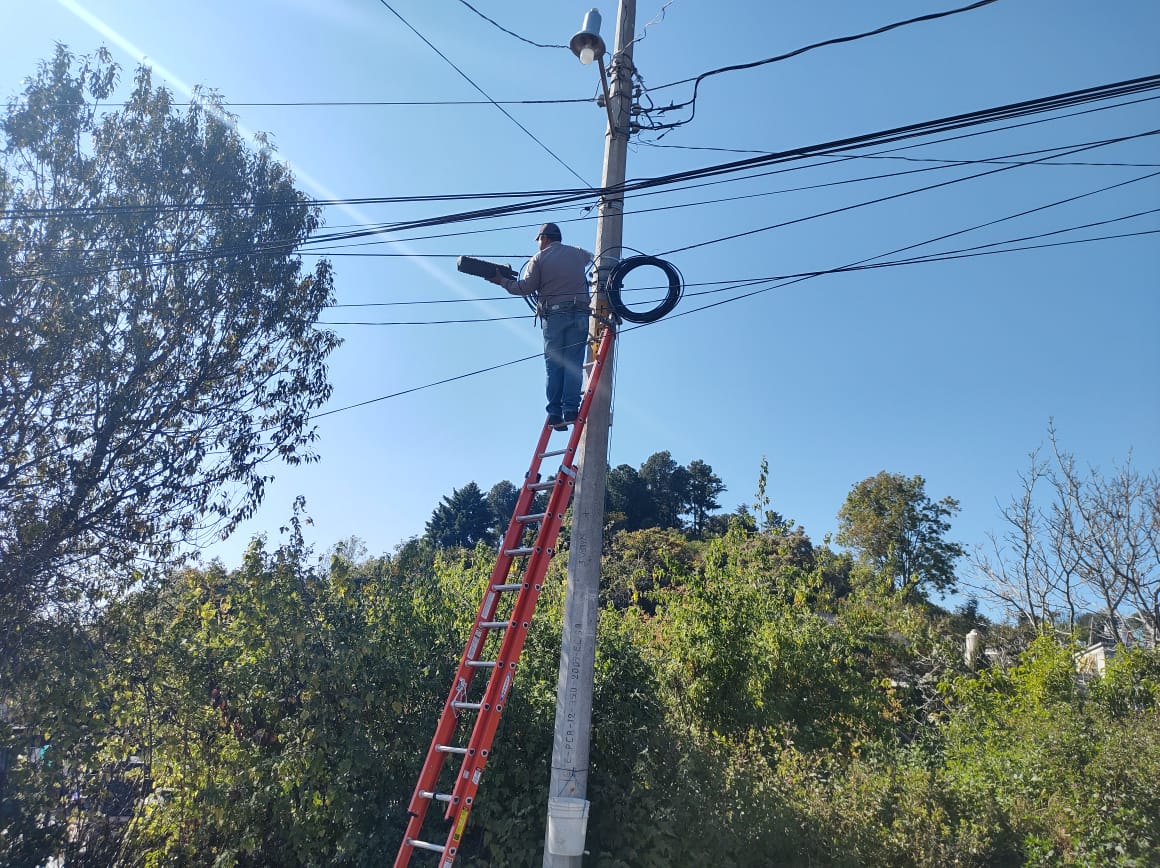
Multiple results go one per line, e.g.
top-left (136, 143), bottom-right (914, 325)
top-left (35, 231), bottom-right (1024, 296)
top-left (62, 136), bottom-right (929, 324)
top-left (484, 265), bottom-right (512, 286)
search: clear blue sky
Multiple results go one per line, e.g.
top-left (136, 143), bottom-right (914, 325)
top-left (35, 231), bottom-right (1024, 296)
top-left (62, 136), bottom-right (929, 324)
top-left (6, 0), bottom-right (1158, 602)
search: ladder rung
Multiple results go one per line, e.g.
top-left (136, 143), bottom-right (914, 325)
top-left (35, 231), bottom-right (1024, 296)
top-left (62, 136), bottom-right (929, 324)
top-left (407, 839), bottom-right (446, 854)
top-left (397, 327), bottom-right (612, 866)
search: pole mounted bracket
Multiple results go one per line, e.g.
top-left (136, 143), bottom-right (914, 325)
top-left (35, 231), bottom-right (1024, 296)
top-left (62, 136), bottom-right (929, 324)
top-left (596, 55), bottom-right (618, 135)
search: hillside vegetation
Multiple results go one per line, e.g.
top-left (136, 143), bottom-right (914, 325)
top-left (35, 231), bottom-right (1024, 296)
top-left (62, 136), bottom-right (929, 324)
top-left (4, 513), bottom-right (1158, 867)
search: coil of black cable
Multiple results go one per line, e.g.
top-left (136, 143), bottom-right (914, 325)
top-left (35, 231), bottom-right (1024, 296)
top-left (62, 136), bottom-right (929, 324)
top-left (605, 255), bottom-right (683, 324)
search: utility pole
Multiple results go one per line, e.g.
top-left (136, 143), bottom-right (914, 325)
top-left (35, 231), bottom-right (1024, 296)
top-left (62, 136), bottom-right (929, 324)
top-left (544, 2), bottom-right (636, 866)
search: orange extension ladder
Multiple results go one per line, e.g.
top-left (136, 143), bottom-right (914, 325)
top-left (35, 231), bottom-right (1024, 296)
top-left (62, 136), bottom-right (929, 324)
top-left (394, 323), bottom-right (615, 867)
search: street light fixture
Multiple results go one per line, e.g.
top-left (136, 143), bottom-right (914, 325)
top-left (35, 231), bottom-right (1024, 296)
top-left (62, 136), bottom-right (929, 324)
top-left (569, 9), bottom-right (606, 65)
top-left (571, 9), bottom-right (616, 132)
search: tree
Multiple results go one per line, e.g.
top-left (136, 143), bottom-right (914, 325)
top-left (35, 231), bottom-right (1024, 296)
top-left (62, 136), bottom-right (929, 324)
top-left (0, 48), bottom-right (339, 643)
top-left (485, 480), bottom-right (519, 540)
top-left (425, 481), bottom-right (494, 548)
top-left (600, 526), bottom-right (697, 610)
top-left (684, 458), bottom-right (725, 537)
top-left (971, 428), bottom-right (1159, 646)
top-left (837, 471), bottom-right (964, 598)
top-left (605, 463), bottom-right (650, 531)
top-left (638, 451), bottom-right (690, 531)
top-left (752, 456), bottom-right (793, 534)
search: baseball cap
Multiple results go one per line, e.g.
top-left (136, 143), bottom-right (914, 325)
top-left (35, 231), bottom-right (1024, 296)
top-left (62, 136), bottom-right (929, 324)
top-left (535, 222), bottom-right (562, 241)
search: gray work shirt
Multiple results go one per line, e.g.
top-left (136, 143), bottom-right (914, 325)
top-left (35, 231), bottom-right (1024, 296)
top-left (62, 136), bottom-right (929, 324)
top-left (500, 242), bottom-right (593, 310)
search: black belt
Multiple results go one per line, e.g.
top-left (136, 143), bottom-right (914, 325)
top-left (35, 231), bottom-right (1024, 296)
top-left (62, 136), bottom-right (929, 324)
top-left (542, 301), bottom-right (588, 313)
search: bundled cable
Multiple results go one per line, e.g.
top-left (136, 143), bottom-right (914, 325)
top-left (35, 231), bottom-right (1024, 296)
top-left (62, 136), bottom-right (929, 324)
top-left (604, 255), bottom-right (683, 323)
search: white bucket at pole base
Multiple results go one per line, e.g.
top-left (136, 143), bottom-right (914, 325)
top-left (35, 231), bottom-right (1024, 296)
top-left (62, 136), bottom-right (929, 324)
top-left (546, 797), bottom-right (590, 856)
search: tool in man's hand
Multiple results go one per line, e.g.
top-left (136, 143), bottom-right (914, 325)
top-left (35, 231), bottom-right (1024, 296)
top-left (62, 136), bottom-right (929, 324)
top-left (456, 256), bottom-right (518, 282)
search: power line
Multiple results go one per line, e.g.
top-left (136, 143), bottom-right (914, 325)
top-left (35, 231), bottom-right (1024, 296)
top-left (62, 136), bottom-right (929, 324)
top-left (317, 204), bottom-right (1160, 315)
top-left (303, 225), bottom-right (1156, 414)
top-left (7, 80), bottom-right (1155, 224)
top-left (289, 79), bottom-right (1160, 249)
top-left (296, 118), bottom-right (1160, 254)
top-left (15, 129), bottom-right (1135, 287)
top-left (841, 168), bottom-right (1160, 271)
top-left (656, 130), bottom-right (1160, 257)
top-left (292, 134), bottom-right (1156, 257)
top-left (310, 350), bottom-right (542, 419)
top-left (12, 125), bottom-right (1156, 292)
top-left (320, 312), bottom-right (533, 326)
top-left (376, 0), bottom-right (591, 188)
top-left (316, 228), bottom-right (1159, 325)
top-left (12, 128), bottom-right (1156, 288)
top-left (663, 227), bottom-right (1160, 324)
top-left (452, 0), bottom-right (568, 49)
top-left (316, 200), bottom-right (1160, 324)
top-left (9, 79), bottom-right (1158, 286)
top-left (61, 97), bottom-right (594, 108)
top-left (639, 141), bottom-right (1160, 168)
top-left (640, 0), bottom-right (1002, 131)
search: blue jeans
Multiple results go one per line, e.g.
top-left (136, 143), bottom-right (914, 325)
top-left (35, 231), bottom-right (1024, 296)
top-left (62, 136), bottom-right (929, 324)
top-left (542, 310), bottom-right (589, 417)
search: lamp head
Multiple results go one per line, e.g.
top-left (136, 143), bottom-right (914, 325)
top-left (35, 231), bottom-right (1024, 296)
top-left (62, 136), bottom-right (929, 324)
top-left (570, 8), bottom-right (606, 65)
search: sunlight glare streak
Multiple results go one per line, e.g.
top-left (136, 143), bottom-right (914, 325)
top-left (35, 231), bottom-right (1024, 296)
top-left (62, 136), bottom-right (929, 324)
top-left (55, 0), bottom-right (536, 349)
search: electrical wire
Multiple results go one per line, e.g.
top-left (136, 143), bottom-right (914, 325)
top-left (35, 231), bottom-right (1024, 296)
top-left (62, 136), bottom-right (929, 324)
top-left (376, 0), bottom-right (591, 188)
top-left (302, 223), bottom-right (1156, 416)
top-left (639, 141), bottom-right (1160, 168)
top-left (288, 129), bottom-right (1160, 257)
top-left (452, 0), bottom-right (567, 49)
top-left (6, 79), bottom-right (1155, 224)
top-left (11, 127), bottom-right (1155, 287)
top-left (319, 312), bottom-right (533, 325)
top-left (621, 0), bottom-right (675, 54)
top-left (313, 211), bottom-right (1160, 324)
top-left (268, 80), bottom-right (1160, 251)
top-left (7, 80), bottom-right (1158, 289)
top-left (185, 211), bottom-right (1160, 441)
top-left (655, 130), bottom-right (1160, 258)
top-left (286, 140), bottom-right (1108, 257)
top-left (12, 134), bottom-right (1155, 295)
top-left (321, 186), bottom-right (1160, 326)
top-left (75, 97), bottom-right (595, 108)
top-left (639, 0), bottom-right (1001, 131)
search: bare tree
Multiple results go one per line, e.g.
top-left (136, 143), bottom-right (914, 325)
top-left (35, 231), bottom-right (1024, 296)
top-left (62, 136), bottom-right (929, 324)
top-left (969, 425), bottom-right (1158, 647)
top-left (972, 452), bottom-right (1082, 634)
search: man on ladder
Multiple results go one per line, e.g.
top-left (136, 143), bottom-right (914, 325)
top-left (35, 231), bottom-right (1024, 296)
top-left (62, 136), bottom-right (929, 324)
top-left (489, 223), bottom-right (593, 432)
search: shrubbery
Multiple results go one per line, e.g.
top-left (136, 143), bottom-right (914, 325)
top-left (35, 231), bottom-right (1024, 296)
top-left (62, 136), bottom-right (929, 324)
top-left (3, 527), bottom-right (1158, 866)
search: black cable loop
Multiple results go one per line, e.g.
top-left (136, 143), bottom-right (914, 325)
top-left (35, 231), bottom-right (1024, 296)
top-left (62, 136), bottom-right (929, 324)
top-left (604, 255), bottom-right (683, 323)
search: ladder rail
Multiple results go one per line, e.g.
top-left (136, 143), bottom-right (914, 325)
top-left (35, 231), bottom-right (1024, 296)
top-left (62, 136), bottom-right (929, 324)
top-left (443, 326), bottom-right (612, 818)
top-left (396, 423), bottom-right (554, 858)
top-left (394, 325), bottom-right (614, 868)
top-left (443, 472), bottom-right (575, 822)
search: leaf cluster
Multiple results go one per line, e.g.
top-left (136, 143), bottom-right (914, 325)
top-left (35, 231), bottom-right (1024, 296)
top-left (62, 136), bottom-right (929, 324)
top-left (0, 46), bottom-right (340, 652)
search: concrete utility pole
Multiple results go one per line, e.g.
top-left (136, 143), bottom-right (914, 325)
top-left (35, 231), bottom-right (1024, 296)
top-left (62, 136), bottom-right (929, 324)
top-left (544, 2), bottom-right (636, 866)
